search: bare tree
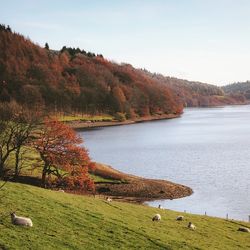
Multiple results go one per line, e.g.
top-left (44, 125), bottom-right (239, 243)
top-left (0, 102), bottom-right (42, 178)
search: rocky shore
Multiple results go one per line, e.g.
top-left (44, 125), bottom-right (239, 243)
top-left (90, 163), bottom-right (193, 203)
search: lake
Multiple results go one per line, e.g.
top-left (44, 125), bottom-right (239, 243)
top-left (79, 105), bottom-right (250, 221)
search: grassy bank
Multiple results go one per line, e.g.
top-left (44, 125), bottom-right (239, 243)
top-left (57, 114), bottom-right (114, 123)
top-left (55, 113), bottom-right (180, 130)
top-left (0, 182), bottom-right (249, 250)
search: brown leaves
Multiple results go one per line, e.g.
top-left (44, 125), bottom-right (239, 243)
top-left (34, 118), bottom-right (93, 189)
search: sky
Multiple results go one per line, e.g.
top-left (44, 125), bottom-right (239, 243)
top-left (1, 0), bottom-right (250, 86)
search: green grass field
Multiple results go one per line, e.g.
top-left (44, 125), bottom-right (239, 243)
top-left (57, 114), bottom-right (114, 123)
top-left (89, 174), bottom-right (125, 184)
top-left (0, 182), bottom-right (249, 250)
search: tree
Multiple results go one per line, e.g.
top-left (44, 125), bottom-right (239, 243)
top-left (111, 86), bottom-right (126, 113)
top-left (33, 119), bottom-right (93, 189)
top-left (19, 84), bottom-right (44, 110)
top-left (0, 112), bottom-right (17, 177)
top-left (45, 42), bottom-right (49, 50)
top-left (13, 113), bottom-right (41, 178)
top-left (0, 102), bottom-right (40, 178)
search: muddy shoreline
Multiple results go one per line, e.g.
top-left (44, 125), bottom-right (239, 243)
top-left (90, 163), bottom-right (193, 203)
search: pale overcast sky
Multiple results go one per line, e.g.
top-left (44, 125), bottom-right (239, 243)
top-left (1, 0), bottom-right (250, 85)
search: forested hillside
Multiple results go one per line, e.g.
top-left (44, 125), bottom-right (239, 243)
top-left (0, 24), bottom-right (181, 118)
top-left (142, 71), bottom-right (246, 107)
top-left (223, 81), bottom-right (250, 100)
top-left (0, 24), bottom-right (246, 118)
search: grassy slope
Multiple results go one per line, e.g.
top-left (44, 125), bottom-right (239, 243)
top-left (0, 182), bottom-right (250, 250)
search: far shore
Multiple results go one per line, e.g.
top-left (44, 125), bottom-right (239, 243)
top-left (67, 113), bottom-right (180, 130)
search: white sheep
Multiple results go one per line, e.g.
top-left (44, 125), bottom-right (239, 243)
top-left (176, 215), bottom-right (184, 221)
top-left (158, 205), bottom-right (163, 209)
top-left (10, 212), bottom-right (33, 227)
top-left (188, 222), bottom-right (196, 230)
top-left (152, 214), bottom-right (161, 221)
top-left (58, 188), bottom-right (65, 193)
top-left (238, 227), bottom-right (250, 233)
top-left (106, 197), bottom-right (112, 202)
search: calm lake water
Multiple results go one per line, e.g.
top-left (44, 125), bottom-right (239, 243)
top-left (79, 105), bottom-right (250, 221)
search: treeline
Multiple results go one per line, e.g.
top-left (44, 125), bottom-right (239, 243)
top-left (141, 71), bottom-right (246, 107)
top-left (223, 81), bottom-right (250, 100)
top-left (0, 25), bottom-right (182, 118)
top-left (60, 46), bottom-right (103, 58)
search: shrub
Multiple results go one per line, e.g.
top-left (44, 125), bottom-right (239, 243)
top-left (114, 112), bottom-right (126, 122)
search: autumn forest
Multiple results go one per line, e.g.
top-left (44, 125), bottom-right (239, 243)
top-left (0, 24), bottom-right (246, 120)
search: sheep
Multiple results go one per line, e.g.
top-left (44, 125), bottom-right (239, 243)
top-left (10, 212), bottom-right (33, 227)
top-left (176, 215), bottom-right (184, 221)
top-left (158, 205), bottom-right (163, 209)
top-left (106, 197), bottom-right (112, 202)
top-left (58, 188), bottom-right (65, 193)
top-left (238, 227), bottom-right (250, 233)
top-left (152, 214), bottom-right (161, 221)
top-left (187, 222), bottom-right (196, 230)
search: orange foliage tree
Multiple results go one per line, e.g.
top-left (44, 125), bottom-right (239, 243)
top-left (34, 119), bottom-right (94, 190)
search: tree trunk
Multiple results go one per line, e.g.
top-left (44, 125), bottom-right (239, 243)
top-left (41, 163), bottom-right (49, 188)
top-left (0, 161), bottom-right (4, 179)
top-left (14, 147), bottom-right (21, 179)
top-left (41, 168), bottom-right (47, 188)
top-left (0, 153), bottom-right (10, 179)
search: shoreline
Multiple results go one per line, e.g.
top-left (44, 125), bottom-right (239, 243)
top-left (14, 161), bottom-right (193, 204)
top-left (67, 112), bottom-right (192, 203)
top-left (67, 113), bottom-right (180, 130)
top-left (90, 162), bottom-right (193, 203)
top-left (66, 103), bottom-right (250, 130)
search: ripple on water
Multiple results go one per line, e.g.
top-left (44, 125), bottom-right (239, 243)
top-left (80, 105), bottom-right (250, 221)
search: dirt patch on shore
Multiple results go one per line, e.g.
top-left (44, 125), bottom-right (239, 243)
top-left (91, 163), bottom-right (193, 203)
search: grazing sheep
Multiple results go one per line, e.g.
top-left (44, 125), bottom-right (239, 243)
top-left (106, 197), bottom-right (112, 202)
top-left (238, 227), bottom-right (250, 233)
top-left (176, 215), bottom-right (184, 221)
top-left (188, 222), bottom-right (196, 230)
top-left (58, 188), bottom-right (65, 193)
top-left (10, 212), bottom-right (33, 227)
top-left (152, 214), bottom-right (161, 221)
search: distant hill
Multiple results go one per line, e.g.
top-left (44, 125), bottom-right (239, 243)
top-left (0, 24), bottom-right (246, 118)
top-left (141, 71), bottom-right (246, 107)
top-left (223, 81), bottom-right (250, 100)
